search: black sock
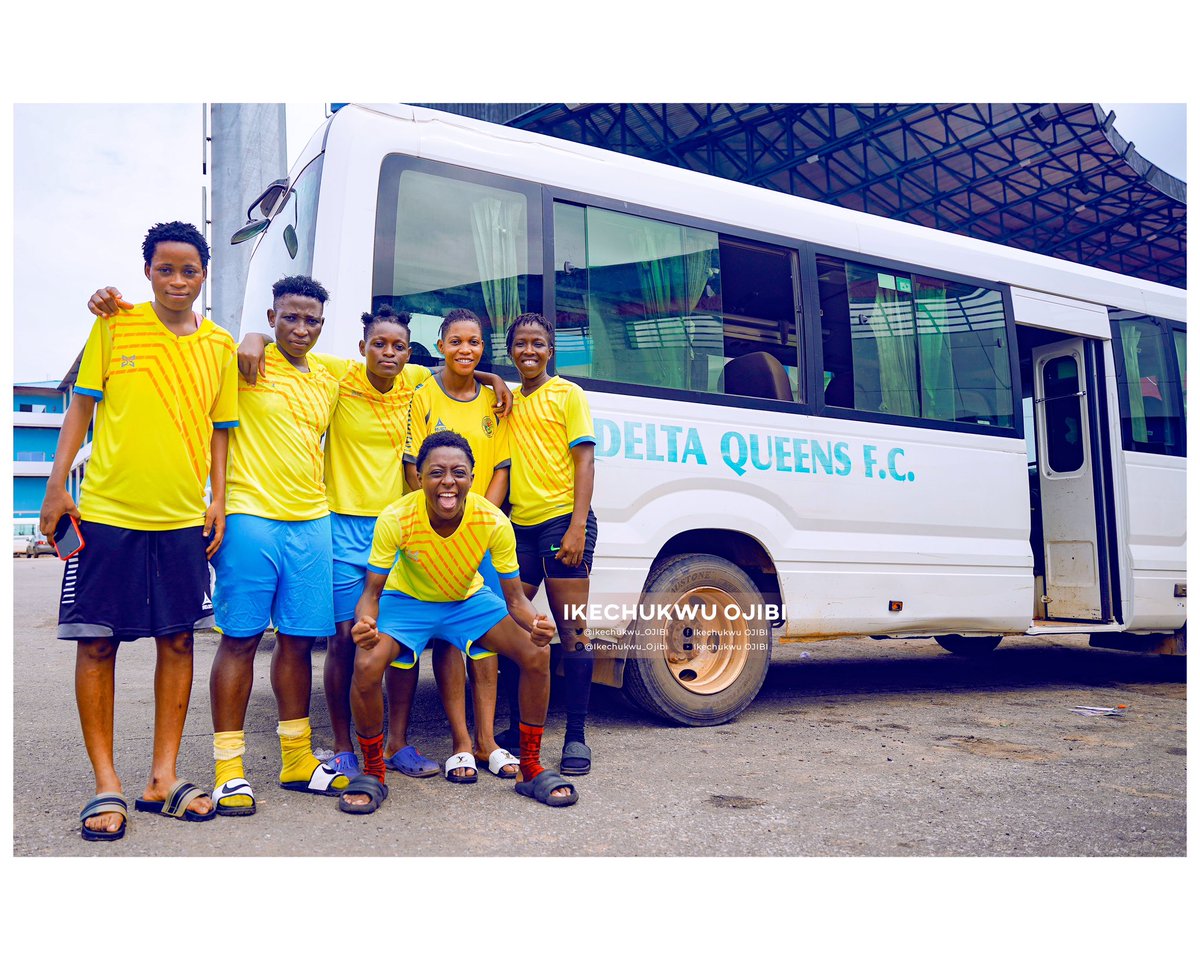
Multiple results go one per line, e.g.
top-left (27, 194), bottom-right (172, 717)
top-left (562, 642), bottom-right (593, 744)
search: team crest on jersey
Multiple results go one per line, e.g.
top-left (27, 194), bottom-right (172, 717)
top-left (120, 355), bottom-right (136, 368)
top-left (433, 418), bottom-right (448, 433)
top-left (482, 416), bottom-right (494, 438)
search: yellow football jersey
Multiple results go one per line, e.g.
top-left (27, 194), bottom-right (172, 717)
top-left (75, 305), bottom-right (238, 530)
top-left (225, 343), bottom-right (339, 521)
top-left (315, 354), bottom-right (431, 516)
top-left (367, 491), bottom-right (519, 602)
top-left (507, 377), bottom-right (596, 526)
top-left (403, 378), bottom-right (511, 498)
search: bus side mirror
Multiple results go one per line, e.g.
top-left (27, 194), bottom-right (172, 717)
top-left (248, 178), bottom-right (289, 219)
top-left (231, 219), bottom-right (269, 245)
top-left (283, 224), bottom-right (299, 259)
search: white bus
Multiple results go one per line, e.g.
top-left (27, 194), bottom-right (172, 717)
top-left (234, 103), bottom-right (1186, 725)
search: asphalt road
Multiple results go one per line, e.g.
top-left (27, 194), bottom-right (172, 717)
top-left (11, 555), bottom-right (1186, 857)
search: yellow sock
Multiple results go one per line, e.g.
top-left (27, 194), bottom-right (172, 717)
top-left (214, 730), bottom-right (252, 809)
top-left (278, 718), bottom-right (349, 789)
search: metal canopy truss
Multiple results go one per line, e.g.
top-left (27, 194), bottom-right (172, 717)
top-left (500, 103), bottom-right (1185, 288)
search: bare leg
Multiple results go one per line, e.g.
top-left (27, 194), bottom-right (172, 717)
top-left (75, 637), bottom-right (123, 834)
top-left (477, 619), bottom-right (552, 724)
top-left (477, 617), bottom-right (570, 800)
top-left (384, 660), bottom-right (421, 757)
top-left (469, 655), bottom-right (516, 774)
top-left (272, 632), bottom-right (315, 721)
top-left (325, 621), bottom-right (356, 753)
top-left (495, 581), bottom-right (540, 750)
top-left (432, 639), bottom-right (473, 779)
top-left (349, 638), bottom-right (400, 740)
top-left (144, 631), bottom-right (211, 815)
top-left (344, 634), bottom-right (402, 808)
top-left (210, 632), bottom-right (264, 733)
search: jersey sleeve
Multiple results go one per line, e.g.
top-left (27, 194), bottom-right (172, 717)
top-left (404, 363), bottom-right (432, 387)
top-left (74, 317), bottom-right (110, 400)
top-left (487, 512), bottom-right (520, 578)
top-left (311, 352), bottom-right (350, 380)
top-left (403, 386), bottom-right (431, 464)
top-left (211, 340), bottom-right (239, 428)
top-left (366, 506), bottom-right (405, 575)
top-left (564, 383), bottom-right (596, 447)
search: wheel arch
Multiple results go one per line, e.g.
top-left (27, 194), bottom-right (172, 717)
top-left (654, 528), bottom-right (782, 622)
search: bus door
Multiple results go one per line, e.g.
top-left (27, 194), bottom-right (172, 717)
top-left (1031, 338), bottom-right (1114, 621)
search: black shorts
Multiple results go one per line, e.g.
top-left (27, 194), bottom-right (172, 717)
top-left (513, 510), bottom-right (597, 588)
top-left (57, 520), bottom-right (214, 641)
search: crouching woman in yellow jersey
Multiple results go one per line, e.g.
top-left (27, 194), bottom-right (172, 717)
top-left (340, 431), bottom-right (577, 813)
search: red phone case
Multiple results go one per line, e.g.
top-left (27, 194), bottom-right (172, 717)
top-left (55, 515), bottom-right (85, 561)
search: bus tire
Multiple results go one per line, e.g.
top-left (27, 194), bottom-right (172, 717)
top-left (622, 553), bottom-right (772, 726)
top-left (934, 634), bottom-right (1002, 656)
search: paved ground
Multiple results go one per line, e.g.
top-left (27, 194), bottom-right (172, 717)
top-left (11, 555), bottom-right (1186, 857)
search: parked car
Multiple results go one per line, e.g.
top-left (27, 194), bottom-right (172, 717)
top-left (22, 535), bottom-right (55, 558)
top-left (12, 520), bottom-right (39, 557)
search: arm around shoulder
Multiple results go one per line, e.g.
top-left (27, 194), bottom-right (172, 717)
top-left (237, 332), bottom-right (272, 385)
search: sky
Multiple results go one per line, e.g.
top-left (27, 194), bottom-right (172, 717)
top-left (11, 103), bottom-right (327, 383)
top-left (8, 101), bottom-right (1186, 384)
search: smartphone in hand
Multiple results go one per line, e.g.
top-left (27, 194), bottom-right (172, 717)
top-left (54, 514), bottom-right (85, 561)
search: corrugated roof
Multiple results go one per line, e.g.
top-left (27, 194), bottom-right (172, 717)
top-left (499, 103), bottom-right (1184, 288)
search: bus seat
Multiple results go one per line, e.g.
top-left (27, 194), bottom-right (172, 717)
top-left (724, 351), bottom-right (792, 401)
top-left (824, 370), bottom-right (853, 407)
top-left (955, 389), bottom-right (991, 423)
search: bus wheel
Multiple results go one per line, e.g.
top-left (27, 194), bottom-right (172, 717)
top-left (623, 553), bottom-right (772, 726)
top-left (934, 635), bottom-right (1002, 656)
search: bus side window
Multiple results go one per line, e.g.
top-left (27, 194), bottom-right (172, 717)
top-left (553, 202), bottom-right (800, 402)
top-left (817, 253), bottom-right (1014, 427)
top-left (372, 159), bottom-right (543, 374)
top-left (716, 238), bottom-right (800, 402)
top-left (1109, 313), bottom-right (1185, 456)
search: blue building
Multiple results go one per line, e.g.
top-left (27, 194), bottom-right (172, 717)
top-left (13, 359), bottom-right (88, 523)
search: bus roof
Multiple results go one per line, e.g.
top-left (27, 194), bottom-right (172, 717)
top-left (304, 103), bottom-right (1185, 322)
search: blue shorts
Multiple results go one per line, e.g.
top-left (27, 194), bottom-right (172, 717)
top-left (211, 514), bottom-right (334, 637)
top-left (378, 587), bottom-right (510, 669)
top-left (478, 550), bottom-right (505, 598)
top-left (331, 513), bottom-right (377, 624)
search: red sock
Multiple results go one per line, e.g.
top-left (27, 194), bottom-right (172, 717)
top-left (518, 721), bottom-right (546, 783)
top-left (357, 731), bottom-right (385, 783)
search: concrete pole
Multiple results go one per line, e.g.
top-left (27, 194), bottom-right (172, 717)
top-left (209, 103), bottom-right (287, 338)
